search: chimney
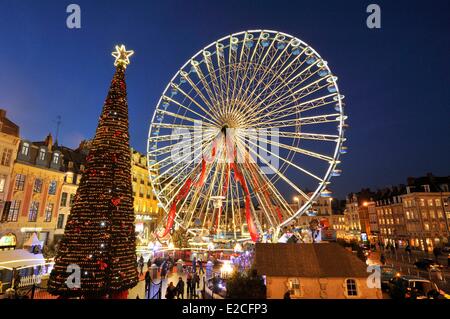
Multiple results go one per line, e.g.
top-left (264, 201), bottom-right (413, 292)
top-left (0, 109), bottom-right (6, 120)
top-left (45, 133), bottom-right (53, 151)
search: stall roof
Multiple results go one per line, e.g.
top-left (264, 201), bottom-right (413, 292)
top-left (0, 249), bottom-right (46, 270)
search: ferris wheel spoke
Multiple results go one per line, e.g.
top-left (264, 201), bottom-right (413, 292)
top-left (255, 113), bottom-right (343, 129)
top-left (151, 133), bottom-right (216, 182)
top-left (240, 50), bottom-right (313, 120)
top-left (255, 93), bottom-right (338, 123)
top-left (231, 35), bottom-right (278, 115)
top-left (203, 51), bottom-right (227, 111)
top-left (179, 73), bottom-right (219, 118)
top-left (277, 131), bottom-right (341, 142)
top-left (190, 62), bottom-right (224, 114)
top-left (170, 84), bottom-right (222, 124)
top-left (238, 42), bottom-right (303, 116)
top-left (161, 95), bottom-right (221, 126)
top-left (239, 132), bottom-right (326, 183)
top-left (148, 131), bottom-right (216, 158)
top-left (155, 108), bottom-right (217, 128)
top-left (246, 71), bottom-right (331, 125)
top-left (245, 161), bottom-right (295, 219)
top-left (234, 136), bottom-right (311, 200)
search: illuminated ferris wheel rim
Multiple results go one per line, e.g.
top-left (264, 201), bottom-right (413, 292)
top-left (147, 29), bottom-right (347, 239)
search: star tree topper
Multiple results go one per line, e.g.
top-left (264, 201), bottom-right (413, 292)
top-left (112, 44), bottom-right (134, 68)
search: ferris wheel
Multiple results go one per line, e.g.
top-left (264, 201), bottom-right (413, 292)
top-left (147, 30), bottom-right (347, 243)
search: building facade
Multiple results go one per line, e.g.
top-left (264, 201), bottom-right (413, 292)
top-left (1, 134), bottom-right (65, 247)
top-left (131, 148), bottom-right (159, 246)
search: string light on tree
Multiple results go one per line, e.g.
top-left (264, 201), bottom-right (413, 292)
top-left (47, 44), bottom-right (138, 299)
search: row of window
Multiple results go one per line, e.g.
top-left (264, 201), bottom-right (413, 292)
top-left (60, 192), bottom-right (75, 207)
top-left (288, 278), bottom-right (358, 297)
top-left (5, 200), bottom-right (54, 222)
top-left (21, 143), bottom-right (60, 164)
top-left (14, 174), bottom-right (58, 194)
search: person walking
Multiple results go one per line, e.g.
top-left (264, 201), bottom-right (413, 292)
top-left (144, 269), bottom-right (151, 298)
top-left (190, 272), bottom-right (197, 299)
top-left (196, 271), bottom-right (201, 289)
top-left (192, 257), bottom-right (197, 274)
top-left (198, 259), bottom-right (204, 275)
top-left (165, 282), bottom-right (176, 299)
top-left (186, 272), bottom-right (193, 298)
top-left (161, 262), bottom-right (167, 280)
top-left (176, 277), bottom-right (185, 299)
top-left (138, 255), bottom-right (144, 276)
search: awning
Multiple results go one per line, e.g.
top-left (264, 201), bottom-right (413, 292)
top-left (0, 249), bottom-right (46, 270)
top-left (23, 233), bottom-right (42, 248)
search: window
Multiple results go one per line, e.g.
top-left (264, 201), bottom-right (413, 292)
top-left (288, 278), bottom-right (302, 297)
top-left (406, 211), bottom-right (410, 219)
top-left (44, 203), bottom-right (54, 222)
top-left (424, 223), bottom-right (430, 231)
top-left (1, 148), bottom-right (12, 166)
top-left (39, 148), bottom-right (46, 161)
top-left (14, 174), bottom-right (26, 191)
top-left (437, 211), bottom-right (444, 219)
top-left (53, 153), bottom-right (60, 164)
top-left (420, 199), bottom-right (425, 207)
top-left (422, 212), bottom-right (428, 219)
top-left (435, 199), bottom-right (441, 206)
top-left (430, 210), bottom-right (436, 219)
top-left (22, 143), bottom-right (30, 156)
top-left (48, 180), bottom-right (57, 195)
top-left (69, 193), bottom-right (75, 206)
top-left (60, 192), bottom-right (68, 207)
top-left (423, 185), bottom-right (430, 192)
top-left (57, 214), bottom-right (65, 229)
top-left (0, 175), bottom-right (6, 193)
top-left (7, 200), bottom-right (21, 222)
top-left (345, 279), bottom-right (358, 296)
top-left (33, 179), bottom-right (43, 193)
top-left (28, 201), bottom-right (39, 222)
top-left (427, 199), bottom-right (434, 207)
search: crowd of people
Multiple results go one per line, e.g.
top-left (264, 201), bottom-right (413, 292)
top-left (138, 255), bottom-right (206, 299)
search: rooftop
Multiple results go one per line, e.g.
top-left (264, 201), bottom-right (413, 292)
top-left (255, 243), bottom-right (368, 278)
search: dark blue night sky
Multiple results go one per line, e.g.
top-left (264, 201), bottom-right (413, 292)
top-left (1, 0), bottom-right (449, 199)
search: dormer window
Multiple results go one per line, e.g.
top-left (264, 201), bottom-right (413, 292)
top-left (22, 142), bottom-right (30, 156)
top-left (423, 185), bottom-right (430, 193)
top-left (39, 148), bottom-right (46, 161)
top-left (53, 153), bottom-right (60, 164)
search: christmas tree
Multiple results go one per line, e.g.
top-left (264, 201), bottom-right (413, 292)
top-left (48, 45), bottom-right (138, 298)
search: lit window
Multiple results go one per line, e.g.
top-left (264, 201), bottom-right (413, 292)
top-left (44, 203), bottom-right (54, 222)
top-left (22, 143), bottom-right (30, 156)
top-left (288, 278), bottom-right (302, 297)
top-left (435, 199), bottom-right (441, 207)
top-left (28, 201), bottom-right (39, 222)
top-left (427, 199), bottom-right (433, 207)
top-left (33, 179), bottom-right (43, 193)
top-left (345, 279), bottom-right (358, 296)
top-left (60, 192), bottom-right (68, 207)
top-left (430, 210), bottom-right (435, 219)
top-left (7, 200), bottom-right (21, 222)
top-left (53, 153), bottom-right (60, 164)
top-left (14, 174), bottom-right (26, 191)
top-left (39, 148), bottom-right (46, 161)
top-left (48, 180), bottom-right (57, 195)
top-left (424, 223), bottom-right (430, 231)
top-left (0, 175), bottom-right (6, 193)
top-left (0, 148), bottom-right (12, 166)
top-left (420, 199), bottom-right (425, 207)
top-left (57, 214), bottom-right (65, 229)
